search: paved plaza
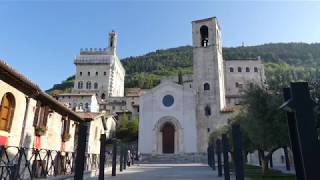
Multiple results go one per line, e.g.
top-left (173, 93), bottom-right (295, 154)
top-left (89, 163), bottom-right (235, 180)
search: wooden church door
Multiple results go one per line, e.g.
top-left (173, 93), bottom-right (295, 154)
top-left (162, 123), bottom-right (175, 153)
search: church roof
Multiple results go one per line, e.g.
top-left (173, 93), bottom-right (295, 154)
top-left (192, 17), bottom-right (216, 23)
top-left (142, 80), bottom-right (195, 98)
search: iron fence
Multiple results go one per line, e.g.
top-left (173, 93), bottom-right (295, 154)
top-left (0, 146), bottom-right (101, 180)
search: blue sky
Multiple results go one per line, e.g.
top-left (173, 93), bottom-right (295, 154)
top-left (0, 1), bottom-right (320, 90)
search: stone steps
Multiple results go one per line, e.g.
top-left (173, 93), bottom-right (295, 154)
top-left (139, 153), bottom-right (207, 164)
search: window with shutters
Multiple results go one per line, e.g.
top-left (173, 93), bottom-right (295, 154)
top-left (62, 116), bottom-right (71, 142)
top-left (0, 93), bottom-right (15, 132)
top-left (33, 102), bottom-right (50, 129)
top-left (86, 81), bottom-right (91, 89)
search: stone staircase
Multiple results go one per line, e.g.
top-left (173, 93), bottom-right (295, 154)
top-left (139, 153), bottom-right (207, 164)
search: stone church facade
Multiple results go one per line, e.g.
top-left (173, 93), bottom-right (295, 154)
top-left (139, 17), bottom-right (266, 155)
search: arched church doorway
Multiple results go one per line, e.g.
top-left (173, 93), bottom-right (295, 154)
top-left (162, 123), bottom-right (175, 153)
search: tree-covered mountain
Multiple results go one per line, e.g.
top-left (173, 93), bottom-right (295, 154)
top-left (46, 42), bottom-right (320, 94)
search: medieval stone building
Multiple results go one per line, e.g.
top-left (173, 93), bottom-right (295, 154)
top-left (138, 17), bottom-right (266, 158)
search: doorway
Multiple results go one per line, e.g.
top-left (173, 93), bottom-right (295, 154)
top-left (162, 123), bottom-right (175, 153)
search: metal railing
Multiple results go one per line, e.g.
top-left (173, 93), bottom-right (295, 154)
top-left (0, 146), bottom-right (100, 180)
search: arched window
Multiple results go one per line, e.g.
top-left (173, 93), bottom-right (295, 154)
top-left (238, 67), bottom-right (242, 72)
top-left (204, 83), bottom-right (210, 91)
top-left (230, 67), bottom-right (234, 72)
top-left (88, 72), bottom-right (90, 76)
top-left (94, 82), bottom-right (98, 89)
top-left (101, 93), bottom-right (106, 100)
top-left (246, 67), bottom-right (250, 72)
top-left (254, 67), bottom-right (258, 72)
top-left (0, 93), bottom-right (15, 131)
top-left (205, 106), bottom-right (211, 116)
top-left (79, 103), bottom-right (83, 110)
top-left (95, 72), bottom-right (98, 76)
top-left (200, 25), bottom-right (209, 47)
top-left (86, 81), bottom-right (91, 89)
top-left (78, 81), bottom-right (83, 89)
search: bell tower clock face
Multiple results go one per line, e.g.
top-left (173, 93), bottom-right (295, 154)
top-left (162, 95), bottom-right (174, 107)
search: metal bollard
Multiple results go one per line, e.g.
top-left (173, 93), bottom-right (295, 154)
top-left (123, 145), bottom-right (127, 170)
top-left (120, 143), bottom-right (123, 172)
top-left (222, 134), bottom-right (230, 180)
top-left (211, 144), bottom-right (216, 170)
top-left (99, 134), bottom-right (107, 180)
top-left (231, 123), bottom-right (244, 180)
top-left (216, 139), bottom-right (222, 177)
top-left (207, 145), bottom-right (212, 167)
top-left (111, 139), bottom-right (117, 176)
top-left (74, 122), bottom-right (89, 180)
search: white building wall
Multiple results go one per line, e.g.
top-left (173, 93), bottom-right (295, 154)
top-left (0, 80), bottom-right (34, 147)
top-left (0, 80), bottom-right (77, 152)
top-left (139, 82), bottom-right (197, 154)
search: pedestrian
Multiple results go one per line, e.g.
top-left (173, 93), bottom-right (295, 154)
top-left (127, 150), bottom-right (131, 166)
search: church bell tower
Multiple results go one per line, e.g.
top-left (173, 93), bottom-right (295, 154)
top-left (192, 17), bottom-right (226, 152)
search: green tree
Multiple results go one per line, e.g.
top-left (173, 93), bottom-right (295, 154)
top-left (238, 85), bottom-right (289, 174)
top-left (127, 116), bottom-right (139, 141)
top-left (116, 113), bottom-right (139, 142)
top-left (116, 113), bottom-right (129, 140)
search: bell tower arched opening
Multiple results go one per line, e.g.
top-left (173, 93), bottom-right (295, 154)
top-left (200, 25), bottom-right (209, 47)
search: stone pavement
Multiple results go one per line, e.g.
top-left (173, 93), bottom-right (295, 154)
top-left (88, 163), bottom-right (235, 180)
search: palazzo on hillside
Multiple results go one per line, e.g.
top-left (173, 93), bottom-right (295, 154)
top-left (138, 17), bottom-right (266, 156)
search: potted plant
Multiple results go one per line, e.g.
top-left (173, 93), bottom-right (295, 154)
top-left (62, 133), bottom-right (71, 142)
top-left (35, 126), bottom-right (47, 136)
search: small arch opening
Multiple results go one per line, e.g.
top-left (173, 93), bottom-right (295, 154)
top-left (204, 83), bottom-right (210, 91)
top-left (205, 106), bottom-right (211, 116)
top-left (200, 25), bottom-right (209, 47)
top-left (101, 93), bottom-right (106, 100)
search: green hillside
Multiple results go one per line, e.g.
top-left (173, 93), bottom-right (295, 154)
top-left (46, 43), bottom-right (320, 94)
